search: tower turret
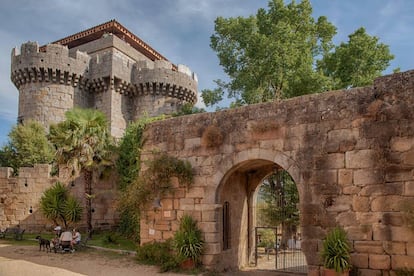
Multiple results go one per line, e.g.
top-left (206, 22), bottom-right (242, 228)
top-left (11, 20), bottom-right (199, 138)
top-left (11, 42), bottom-right (90, 127)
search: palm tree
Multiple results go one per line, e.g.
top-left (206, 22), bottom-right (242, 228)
top-left (49, 108), bottom-right (114, 237)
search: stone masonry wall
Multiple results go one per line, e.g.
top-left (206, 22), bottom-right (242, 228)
top-left (0, 165), bottom-right (119, 233)
top-left (140, 70), bottom-right (414, 275)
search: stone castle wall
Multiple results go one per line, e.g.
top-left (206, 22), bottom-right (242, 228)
top-left (0, 165), bottom-right (119, 233)
top-left (140, 70), bottom-right (414, 275)
top-left (11, 35), bottom-right (198, 138)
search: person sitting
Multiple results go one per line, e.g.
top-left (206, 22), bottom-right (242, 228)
top-left (71, 228), bottom-right (81, 248)
top-left (60, 229), bottom-right (73, 251)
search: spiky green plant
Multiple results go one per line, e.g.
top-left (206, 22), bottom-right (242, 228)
top-left (173, 215), bottom-right (204, 263)
top-left (40, 182), bottom-right (83, 228)
top-left (321, 226), bottom-right (351, 272)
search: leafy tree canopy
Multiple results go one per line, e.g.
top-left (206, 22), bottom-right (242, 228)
top-left (202, 0), bottom-right (394, 108)
top-left (318, 27), bottom-right (394, 89)
top-left (49, 108), bottom-right (114, 178)
top-left (258, 170), bottom-right (299, 228)
top-left (0, 120), bottom-right (53, 172)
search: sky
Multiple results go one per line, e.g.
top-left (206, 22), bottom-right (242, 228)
top-left (0, 0), bottom-right (413, 145)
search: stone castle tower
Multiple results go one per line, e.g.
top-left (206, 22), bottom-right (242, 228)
top-left (11, 20), bottom-right (198, 138)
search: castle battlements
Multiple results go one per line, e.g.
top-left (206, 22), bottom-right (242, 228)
top-left (11, 42), bottom-right (90, 89)
top-left (10, 20), bottom-right (199, 137)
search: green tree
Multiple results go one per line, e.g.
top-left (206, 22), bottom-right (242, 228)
top-left (318, 27), bottom-right (394, 89)
top-left (203, 0), bottom-right (336, 106)
top-left (49, 108), bottom-right (114, 237)
top-left (202, 0), bottom-right (393, 108)
top-left (39, 182), bottom-right (83, 229)
top-left (258, 170), bottom-right (299, 249)
top-left (0, 120), bottom-right (53, 172)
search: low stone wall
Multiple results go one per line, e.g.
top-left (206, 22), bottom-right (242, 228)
top-left (0, 165), bottom-right (119, 233)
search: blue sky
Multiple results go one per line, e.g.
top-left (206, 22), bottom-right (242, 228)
top-left (0, 0), bottom-right (413, 145)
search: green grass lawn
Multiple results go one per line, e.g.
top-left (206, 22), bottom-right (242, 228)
top-left (0, 231), bottom-right (137, 252)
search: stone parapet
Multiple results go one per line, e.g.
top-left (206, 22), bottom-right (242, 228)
top-left (11, 42), bottom-right (90, 89)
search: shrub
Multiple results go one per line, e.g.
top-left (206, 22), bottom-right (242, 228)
top-left (173, 215), bottom-right (204, 263)
top-left (136, 239), bottom-right (179, 272)
top-left (321, 226), bottom-right (351, 273)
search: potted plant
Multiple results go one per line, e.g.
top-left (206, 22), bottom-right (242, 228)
top-left (173, 214), bottom-right (204, 269)
top-left (320, 226), bottom-right (351, 276)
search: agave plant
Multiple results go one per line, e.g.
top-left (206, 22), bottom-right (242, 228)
top-left (173, 215), bottom-right (204, 262)
top-left (39, 182), bottom-right (83, 228)
top-left (321, 226), bottom-right (351, 273)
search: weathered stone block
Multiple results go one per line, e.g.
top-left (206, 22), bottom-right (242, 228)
top-left (161, 199), bottom-right (173, 210)
top-left (202, 210), bottom-right (217, 222)
top-left (353, 196), bottom-right (370, 212)
top-left (162, 231), bottom-right (174, 240)
top-left (371, 196), bottom-right (405, 212)
top-left (204, 232), bottom-right (220, 243)
top-left (310, 170), bottom-right (338, 188)
top-left (314, 153), bottom-right (344, 169)
top-left (392, 255), bottom-right (414, 269)
top-left (338, 169), bottom-right (353, 186)
top-left (405, 181), bottom-right (414, 196)
top-left (360, 183), bottom-right (404, 196)
top-left (186, 187), bottom-right (204, 198)
top-left (351, 253), bottom-right (369, 268)
top-left (180, 198), bottom-right (194, 210)
top-left (353, 169), bottom-right (384, 186)
top-left (199, 222), bottom-right (218, 233)
top-left (403, 149), bottom-right (414, 165)
top-left (357, 269), bottom-right (383, 276)
top-left (345, 149), bottom-right (378, 169)
top-left (354, 241), bottom-right (384, 254)
top-left (369, 254), bottom-right (390, 269)
top-left (390, 137), bottom-right (414, 152)
top-left (382, 212), bottom-right (404, 226)
top-left (385, 166), bottom-right (413, 182)
top-left (407, 242), bottom-right (414, 256)
top-left (347, 225), bottom-right (373, 241)
top-left (383, 241), bottom-right (406, 255)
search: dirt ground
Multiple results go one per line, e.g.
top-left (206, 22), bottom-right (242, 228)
top-left (0, 243), bottom-right (185, 276)
top-left (0, 242), bottom-right (296, 276)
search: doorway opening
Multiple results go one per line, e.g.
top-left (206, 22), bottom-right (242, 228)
top-left (254, 169), bottom-right (307, 273)
top-left (217, 159), bottom-right (307, 273)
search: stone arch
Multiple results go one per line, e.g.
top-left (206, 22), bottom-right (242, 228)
top-left (215, 148), bottom-right (304, 203)
top-left (214, 148), bottom-right (307, 271)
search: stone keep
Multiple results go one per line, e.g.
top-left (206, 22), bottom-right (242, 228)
top-left (10, 20), bottom-right (198, 138)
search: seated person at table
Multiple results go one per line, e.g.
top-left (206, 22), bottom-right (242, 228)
top-left (71, 228), bottom-right (81, 247)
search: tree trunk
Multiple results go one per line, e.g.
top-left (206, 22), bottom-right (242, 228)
top-left (84, 170), bottom-right (93, 238)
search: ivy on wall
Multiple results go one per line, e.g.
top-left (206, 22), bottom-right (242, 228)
top-left (116, 115), bottom-right (194, 242)
top-left (116, 115), bottom-right (164, 241)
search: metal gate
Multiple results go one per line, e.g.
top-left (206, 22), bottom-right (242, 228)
top-left (254, 170), bottom-right (307, 273)
top-left (254, 226), bottom-right (307, 273)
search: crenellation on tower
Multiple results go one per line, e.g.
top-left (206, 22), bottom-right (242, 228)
top-left (11, 20), bottom-right (198, 137)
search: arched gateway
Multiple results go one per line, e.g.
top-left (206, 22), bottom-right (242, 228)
top-left (140, 71), bottom-right (414, 275)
